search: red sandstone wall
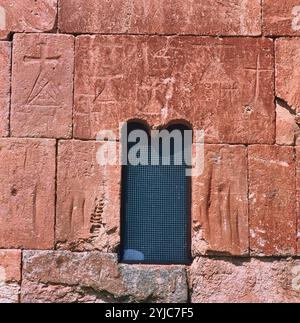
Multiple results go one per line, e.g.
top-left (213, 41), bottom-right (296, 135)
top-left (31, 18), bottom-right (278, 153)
top-left (0, 0), bottom-right (300, 303)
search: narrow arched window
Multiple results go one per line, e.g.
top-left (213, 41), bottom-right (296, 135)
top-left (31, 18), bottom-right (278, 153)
top-left (120, 122), bottom-right (192, 264)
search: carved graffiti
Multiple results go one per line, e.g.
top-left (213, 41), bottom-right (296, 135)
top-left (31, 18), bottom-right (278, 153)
top-left (24, 42), bottom-right (61, 106)
top-left (93, 75), bottom-right (123, 104)
top-left (90, 43), bottom-right (137, 104)
top-left (193, 147), bottom-right (248, 256)
top-left (138, 78), bottom-right (165, 116)
top-left (199, 64), bottom-right (238, 104)
top-left (137, 76), bottom-right (176, 119)
top-left (245, 54), bottom-right (273, 105)
top-left (194, 43), bottom-right (238, 105)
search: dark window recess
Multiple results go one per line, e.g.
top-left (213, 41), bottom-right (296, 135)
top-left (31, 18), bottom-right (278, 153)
top-left (120, 122), bottom-right (192, 264)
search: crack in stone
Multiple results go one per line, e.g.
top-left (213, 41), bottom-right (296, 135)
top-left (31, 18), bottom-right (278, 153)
top-left (276, 97), bottom-right (297, 116)
top-left (276, 97), bottom-right (300, 145)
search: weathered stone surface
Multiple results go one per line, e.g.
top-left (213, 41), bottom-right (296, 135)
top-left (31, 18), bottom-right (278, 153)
top-left (0, 0), bottom-right (57, 39)
top-left (249, 145), bottom-right (296, 256)
top-left (189, 257), bottom-right (300, 303)
top-left (276, 99), bottom-right (300, 146)
top-left (59, 0), bottom-right (261, 36)
top-left (21, 250), bottom-right (188, 303)
top-left (75, 36), bottom-right (274, 144)
top-left (11, 33), bottom-right (74, 138)
top-left (0, 284), bottom-right (20, 303)
top-left (192, 145), bottom-right (248, 256)
top-left (263, 0), bottom-right (300, 36)
top-left (0, 250), bottom-right (21, 303)
top-left (0, 41), bottom-right (10, 137)
top-left (0, 250), bottom-right (21, 283)
top-left (0, 139), bottom-right (56, 249)
top-left (276, 39), bottom-right (300, 121)
top-left (296, 148), bottom-right (300, 254)
top-left (56, 140), bottom-right (120, 252)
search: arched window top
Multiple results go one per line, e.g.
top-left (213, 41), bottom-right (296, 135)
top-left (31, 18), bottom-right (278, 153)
top-left (123, 119), bottom-right (192, 133)
top-left (166, 120), bottom-right (193, 132)
top-left (125, 120), bottom-right (151, 134)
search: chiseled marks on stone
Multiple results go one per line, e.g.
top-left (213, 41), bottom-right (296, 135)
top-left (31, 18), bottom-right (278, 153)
top-left (56, 140), bottom-right (120, 252)
top-left (11, 33), bottom-right (74, 138)
top-left (192, 145), bottom-right (249, 256)
top-left (21, 251), bottom-right (188, 303)
top-left (74, 36), bottom-right (274, 144)
top-left (0, 139), bottom-right (56, 249)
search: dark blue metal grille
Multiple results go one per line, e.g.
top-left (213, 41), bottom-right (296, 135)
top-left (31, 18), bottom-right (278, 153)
top-left (120, 123), bottom-right (191, 264)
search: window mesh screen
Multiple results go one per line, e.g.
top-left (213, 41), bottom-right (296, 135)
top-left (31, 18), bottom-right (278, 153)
top-left (120, 123), bottom-right (191, 264)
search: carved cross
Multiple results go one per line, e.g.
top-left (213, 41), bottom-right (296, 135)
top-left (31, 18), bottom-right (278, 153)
top-left (24, 42), bottom-right (61, 69)
top-left (245, 55), bottom-right (272, 103)
top-left (24, 42), bottom-right (61, 105)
